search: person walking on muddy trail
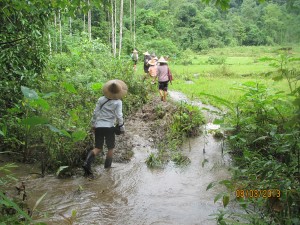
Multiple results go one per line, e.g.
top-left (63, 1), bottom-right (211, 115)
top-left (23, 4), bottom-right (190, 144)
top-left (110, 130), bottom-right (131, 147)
top-left (148, 58), bottom-right (157, 84)
top-left (143, 51), bottom-right (151, 79)
top-left (131, 49), bottom-right (138, 71)
top-left (155, 56), bottom-right (172, 102)
top-left (83, 79), bottom-right (127, 177)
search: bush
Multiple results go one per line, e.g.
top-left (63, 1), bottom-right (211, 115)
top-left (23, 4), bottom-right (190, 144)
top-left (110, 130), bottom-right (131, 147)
top-left (207, 56), bottom-right (226, 65)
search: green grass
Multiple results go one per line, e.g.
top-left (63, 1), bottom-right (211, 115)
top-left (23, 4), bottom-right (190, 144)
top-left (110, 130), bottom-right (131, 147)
top-left (170, 77), bottom-right (290, 110)
top-left (170, 63), bottom-right (277, 76)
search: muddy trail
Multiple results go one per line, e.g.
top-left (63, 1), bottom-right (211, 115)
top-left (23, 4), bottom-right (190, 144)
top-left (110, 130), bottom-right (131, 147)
top-left (2, 91), bottom-right (231, 225)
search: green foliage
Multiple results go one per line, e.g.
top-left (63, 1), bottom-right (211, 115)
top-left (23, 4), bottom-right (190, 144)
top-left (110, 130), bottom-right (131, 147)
top-left (171, 152), bottom-right (191, 165)
top-left (0, 0), bottom-right (49, 119)
top-left (177, 49), bottom-right (194, 65)
top-left (169, 102), bottom-right (204, 139)
top-left (147, 102), bottom-right (205, 168)
top-left (142, 39), bottom-right (179, 58)
top-left (145, 152), bottom-right (163, 167)
top-left (207, 56), bottom-right (227, 65)
top-left (205, 79), bottom-right (300, 224)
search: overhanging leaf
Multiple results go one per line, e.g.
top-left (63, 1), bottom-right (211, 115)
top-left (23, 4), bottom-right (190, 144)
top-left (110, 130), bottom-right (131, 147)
top-left (214, 192), bottom-right (224, 203)
top-left (219, 180), bottom-right (233, 189)
top-left (253, 136), bottom-right (268, 142)
top-left (21, 86), bottom-right (39, 99)
top-left (206, 181), bottom-right (216, 191)
top-left (20, 117), bottom-right (48, 126)
top-left (56, 166), bottom-right (69, 176)
top-left (63, 82), bottom-right (77, 94)
top-left (223, 194), bottom-right (230, 208)
top-left (32, 192), bottom-right (47, 214)
top-left (72, 130), bottom-right (87, 142)
top-left (31, 98), bottom-right (50, 110)
top-left (198, 92), bottom-right (234, 112)
top-left (213, 118), bottom-right (224, 125)
top-left (0, 192), bottom-right (32, 221)
top-left (91, 82), bottom-right (103, 91)
top-left (45, 125), bottom-right (71, 138)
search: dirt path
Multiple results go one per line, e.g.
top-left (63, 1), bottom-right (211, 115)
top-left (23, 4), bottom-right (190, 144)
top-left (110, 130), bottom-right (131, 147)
top-left (113, 95), bottom-right (178, 162)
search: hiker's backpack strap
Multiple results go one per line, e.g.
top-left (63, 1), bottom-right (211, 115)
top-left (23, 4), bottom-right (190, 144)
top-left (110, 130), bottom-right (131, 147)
top-left (100, 98), bottom-right (111, 110)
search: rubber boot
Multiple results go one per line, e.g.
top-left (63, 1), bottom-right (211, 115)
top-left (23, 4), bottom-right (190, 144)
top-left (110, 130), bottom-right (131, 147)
top-left (82, 151), bottom-right (95, 177)
top-left (104, 157), bottom-right (112, 168)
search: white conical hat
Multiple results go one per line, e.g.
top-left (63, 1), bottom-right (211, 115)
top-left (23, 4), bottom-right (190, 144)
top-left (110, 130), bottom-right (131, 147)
top-left (157, 56), bottom-right (168, 63)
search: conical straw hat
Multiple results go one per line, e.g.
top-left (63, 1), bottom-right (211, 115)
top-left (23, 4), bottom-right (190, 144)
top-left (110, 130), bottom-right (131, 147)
top-left (102, 79), bottom-right (128, 99)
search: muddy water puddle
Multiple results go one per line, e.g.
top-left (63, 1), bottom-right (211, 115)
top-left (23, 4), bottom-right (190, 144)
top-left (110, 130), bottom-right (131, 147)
top-left (5, 91), bottom-right (231, 225)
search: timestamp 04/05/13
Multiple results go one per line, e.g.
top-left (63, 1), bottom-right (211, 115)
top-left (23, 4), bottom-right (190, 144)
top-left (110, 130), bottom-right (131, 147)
top-left (235, 189), bottom-right (281, 198)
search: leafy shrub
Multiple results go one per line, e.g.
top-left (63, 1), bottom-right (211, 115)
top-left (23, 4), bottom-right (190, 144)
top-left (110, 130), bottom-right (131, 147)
top-left (148, 102), bottom-right (205, 168)
top-left (209, 80), bottom-right (300, 224)
top-left (207, 56), bottom-right (226, 65)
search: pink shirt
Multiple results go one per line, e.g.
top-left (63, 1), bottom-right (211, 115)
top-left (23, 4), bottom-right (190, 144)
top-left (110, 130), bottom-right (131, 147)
top-left (157, 65), bottom-right (169, 82)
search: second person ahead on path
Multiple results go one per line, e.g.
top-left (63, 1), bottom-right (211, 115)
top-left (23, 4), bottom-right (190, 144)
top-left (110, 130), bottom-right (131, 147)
top-left (143, 51), bottom-right (151, 76)
top-left (148, 58), bottom-right (157, 84)
top-left (156, 56), bottom-right (171, 102)
top-left (131, 49), bottom-right (138, 71)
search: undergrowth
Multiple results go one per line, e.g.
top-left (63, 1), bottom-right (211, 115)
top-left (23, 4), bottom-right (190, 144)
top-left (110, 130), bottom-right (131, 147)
top-left (145, 101), bottom-right (205, 167)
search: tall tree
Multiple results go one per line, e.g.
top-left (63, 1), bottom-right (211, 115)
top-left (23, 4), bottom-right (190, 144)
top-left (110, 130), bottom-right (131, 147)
top-left (133, 0), bottom-right (136, 48)
top-left (114, 0), bottom-right (117, 57)
top-left (130, 0), bottom-right (132, 43)
top-left (54, 13), bottom-right (58, 52)
top-left (59, 10), bottom-right (62, 53)
top-left (118, 0), bottom-right (124, 58)
top-left (111, 0), bottom-right (116, 56)
top-left (88, 0), bottom-right (92, 41)
top-left (83, 14), bottom-right (86, 32)
top-left (69, 17), bottom-right (72, 36)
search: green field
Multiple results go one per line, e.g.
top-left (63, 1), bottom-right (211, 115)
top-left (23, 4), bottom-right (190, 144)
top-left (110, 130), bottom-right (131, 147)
top-left (135, 46), bottom-right (299, 109)
top-left (170, 77), bottom-right (290, 109)
top-left (164, 46), bottom-right (299, 109)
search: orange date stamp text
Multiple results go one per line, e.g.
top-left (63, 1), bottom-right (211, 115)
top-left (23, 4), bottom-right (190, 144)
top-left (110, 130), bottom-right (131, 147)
top-left (235, 189), bottom-right (281, 198)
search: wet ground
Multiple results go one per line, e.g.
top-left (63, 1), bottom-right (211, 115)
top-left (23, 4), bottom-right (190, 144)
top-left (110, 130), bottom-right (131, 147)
top-left (2, 91), bottom-right (231, 225)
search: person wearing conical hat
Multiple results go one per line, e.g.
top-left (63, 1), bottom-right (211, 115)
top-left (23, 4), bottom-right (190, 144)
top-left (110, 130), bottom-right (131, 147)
top-left (148, 58), bottom-right (157, 84)
top-left (83, 79), bottom-right (127, 177)
top-left (143, 51), bottom-right (151, 78)
top-left (131, 49), bottom-right (138, 71)
top-left (155, 56), bottom-right (172, 102)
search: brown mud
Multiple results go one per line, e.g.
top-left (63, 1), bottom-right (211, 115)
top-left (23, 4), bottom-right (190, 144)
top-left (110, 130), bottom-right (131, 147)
top-left (113, 94), bottom-right (178, 163)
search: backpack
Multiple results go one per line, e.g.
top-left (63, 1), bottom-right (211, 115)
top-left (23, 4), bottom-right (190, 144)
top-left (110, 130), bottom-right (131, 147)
top-left (168, 68), bottom-right (173, 84)
top-left (144, 55), bottom-right (151, 65)
top-left (132, 52), bottom-right (138, 61)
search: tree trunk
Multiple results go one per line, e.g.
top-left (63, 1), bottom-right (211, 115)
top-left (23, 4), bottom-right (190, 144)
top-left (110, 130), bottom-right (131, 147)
top-left (111, 0), bottom-right (115, 57)
top-left (88, 0), bottom-right (92, 41)
top-left (133, 0), bottom-right (136, 48)
top-left (114, 0), bottom-right (117, 57)
top-left (130, 0), bottom-right (132, 43)
top-left (59, 10), bottom-right (62, 53)
top-left (69, 17), bottom-right (72, 36)
top-left (83, 14), bottom-right (86, 32)
top-left (118, 0), bottom-right (123, 58)
top-left (54, 13), bottom-right (57, 52)
top-left (48, 33), bottom-right (52, 56)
